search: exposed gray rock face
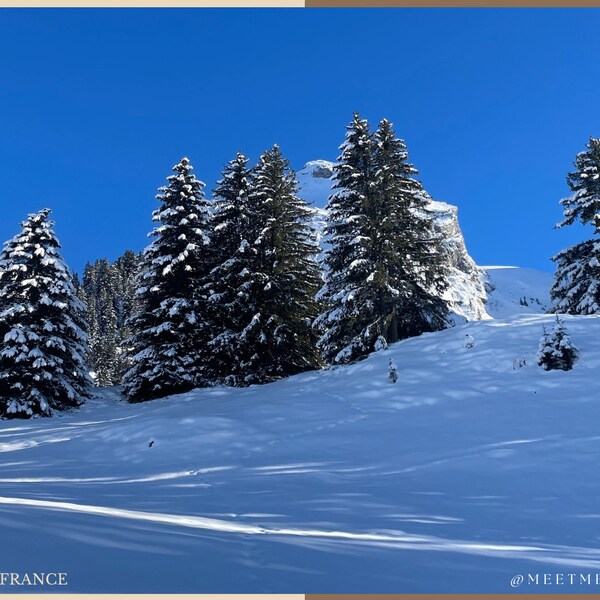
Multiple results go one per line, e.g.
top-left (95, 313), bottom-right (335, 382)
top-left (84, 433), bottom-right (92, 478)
top-left (306, 160), bottom-right (334, 179)
top-left (422, 199), bottom-right (489, 321)
top-left (296, 160), bottom-right (490, 321)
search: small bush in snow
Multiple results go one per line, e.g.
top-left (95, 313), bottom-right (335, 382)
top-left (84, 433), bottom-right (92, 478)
top-left (374, 336), bottom-right (388, 351)
top-left (388, 359), bottom-right (398, 383)
top-left (537, 317), bottom-right (578, 371)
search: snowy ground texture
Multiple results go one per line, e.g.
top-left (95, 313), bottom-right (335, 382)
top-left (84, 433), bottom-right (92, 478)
top-left (1, 269), bottom-right (598, 594)
top-left (484, 266), bottom-right (553, 318)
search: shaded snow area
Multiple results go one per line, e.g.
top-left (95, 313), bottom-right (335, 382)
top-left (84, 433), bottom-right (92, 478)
top-left (484, 266), bottom-right (553, 318)
top-left (1, 314), bottom-right (599, 593)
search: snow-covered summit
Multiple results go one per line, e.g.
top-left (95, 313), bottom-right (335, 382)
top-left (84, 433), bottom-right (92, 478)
top-left (299, 159), bottom-right (335, 179)
top-left (296, 160), bottom-right (335, 207)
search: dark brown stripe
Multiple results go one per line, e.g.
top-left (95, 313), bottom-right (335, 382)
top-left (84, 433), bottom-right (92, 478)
top-left (306, 596), bottom-right (590, 600)
top-left (306, 0), bottom-right (600, 5)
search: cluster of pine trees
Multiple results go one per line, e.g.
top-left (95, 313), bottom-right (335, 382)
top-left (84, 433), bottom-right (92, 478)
top-left (0, 114), bottom-right (465, 419)
top-left (122, 147), bottom-right (325, 402)
top-left (76, 250), bottom-right (140, 386)
top-left (1, 120), bottom-right (596, 420)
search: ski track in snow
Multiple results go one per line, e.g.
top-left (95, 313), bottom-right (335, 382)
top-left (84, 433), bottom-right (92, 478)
top-left (2, 494), bottom-right (600, 570)
top-left (0, 470), bottom-right (207, 485)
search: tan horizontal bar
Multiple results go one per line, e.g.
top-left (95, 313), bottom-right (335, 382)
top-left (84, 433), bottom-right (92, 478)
top-left (3, 0), bottom-right (595, 5)
top-left (0, 0), bottom-right (303, 5)
top-left (2, 593), bottom-right (305, 600)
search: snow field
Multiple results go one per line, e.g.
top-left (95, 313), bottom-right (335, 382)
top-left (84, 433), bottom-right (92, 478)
top-left (0, 312), bottom-right (598, 592)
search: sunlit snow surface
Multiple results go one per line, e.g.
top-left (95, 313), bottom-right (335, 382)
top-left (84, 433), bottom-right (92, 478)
top-left (1, 304), bottom-right (599, 592)
top-left (483, 266), bottom-right (553, 318)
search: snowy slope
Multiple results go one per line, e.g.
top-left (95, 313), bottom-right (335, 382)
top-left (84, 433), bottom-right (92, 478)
top-left (0, 314), bottom-right (599, 593)
top-left (484, 266), bottom-right (553, 318)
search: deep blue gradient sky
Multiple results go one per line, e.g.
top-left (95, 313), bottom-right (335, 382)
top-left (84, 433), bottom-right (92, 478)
top-left (0, 8), bottom-right (599, 273)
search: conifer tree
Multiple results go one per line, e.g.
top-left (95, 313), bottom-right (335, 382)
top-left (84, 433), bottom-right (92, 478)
top-left (81, 259), bottom-right (119, 386)
top-left (113, 250), bottom-right (142, 334)
top-left (314, 113), bottom-right (375, 364)
top-left (537, 317), bottom-right (578, 371)
top-left (78, 251), bottom-right (141, 386)
top-left (204, 152), bottom-right (256, 384)
top-left (0, 209), bottom-right (91, 418)
top-left (315, 114), bottom-right (449, 365)
top-left (111, 250), bottom-right (141, 377)
top-left (122, 158), bottom-right (212, 402)
top-left (371, 118), bottom-right (448, 341)
top-left (552, 137), bottom-right (600, 314)
top-left (235, 145), bottom-right (322, 384)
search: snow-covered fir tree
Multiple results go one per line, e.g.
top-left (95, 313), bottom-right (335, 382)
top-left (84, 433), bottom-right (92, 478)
top-left (232, 145), bottom-right (323, 385)
top-left (78, 250), bottom-right (141, 386)
top-left (552, 240), bottom-right (600, 314)
top-left (315, 114), bottom-right (449, 365)
top-left (81, 259), bottom-right (118, 386)
top-left (370, 118), bottom-right (448, 340)
top-left (0, 209), bottom-right (91, 418)
top-left (314, 114), bottom-right (374, 364)
top-left (537, 317), bottom-right (578, 371)
top-left (122, 158), bottom-right (213, 402)
top-left (204, 152), bottom-right (256, 384)
top-left (552, 137), bottom-right (600, 314)
top-left (113, 249), bottom-right (142, 338)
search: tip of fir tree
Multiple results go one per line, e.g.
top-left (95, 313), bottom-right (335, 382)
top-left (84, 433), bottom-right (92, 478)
top-left (175, 157), bottom-right (192, 171)
top-left (23, 208), bottom-right (52, 228)
top-left (33, 208), bottom-right (52, 219)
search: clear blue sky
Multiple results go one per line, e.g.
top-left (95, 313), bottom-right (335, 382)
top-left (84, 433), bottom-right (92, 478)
top-left (0, 8), bottom-right (598, 273)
